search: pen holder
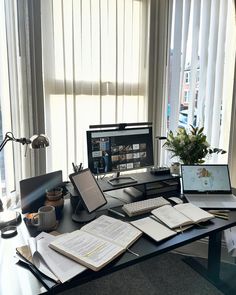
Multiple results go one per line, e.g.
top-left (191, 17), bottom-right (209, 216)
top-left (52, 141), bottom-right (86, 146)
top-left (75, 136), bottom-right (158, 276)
top-left (44, 187), bottom-right (64, 220)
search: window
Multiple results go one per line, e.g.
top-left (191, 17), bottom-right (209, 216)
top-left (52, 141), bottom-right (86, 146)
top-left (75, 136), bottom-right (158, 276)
top-left (41, 0), bottom-right (149, 177)
top-left (0, 1), bottom-right (18, 199)
top-left (167, 0), bottom-right (236, 166)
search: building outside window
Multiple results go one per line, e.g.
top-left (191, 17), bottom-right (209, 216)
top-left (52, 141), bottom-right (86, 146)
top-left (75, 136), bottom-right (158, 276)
top-left (185, 71), bottom-right (190, 84)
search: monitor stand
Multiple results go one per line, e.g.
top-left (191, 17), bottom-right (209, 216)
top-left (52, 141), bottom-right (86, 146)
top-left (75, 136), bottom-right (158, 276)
top-left (108, 172), bottom-right (137, 187)
top-left (71, 198), bottom-right (96, 223)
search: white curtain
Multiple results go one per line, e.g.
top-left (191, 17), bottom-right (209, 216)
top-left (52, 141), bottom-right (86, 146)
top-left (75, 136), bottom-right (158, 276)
top-left (167, 0), bottom-right (236, 165)
top-left (147, 0), bottom-right (172, 167)
top-left (41, 0), bottom-right (150, 178)
top-left (0, 0), bottom-right (47, 203)
top-left (0, 0), bottom-right (24, 201)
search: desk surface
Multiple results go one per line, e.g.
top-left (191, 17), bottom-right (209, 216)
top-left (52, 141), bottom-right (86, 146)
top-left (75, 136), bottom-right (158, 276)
top-left (1, 196), bottom-right (236, 295)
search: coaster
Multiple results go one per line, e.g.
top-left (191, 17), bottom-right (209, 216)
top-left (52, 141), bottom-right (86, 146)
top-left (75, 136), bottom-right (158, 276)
top-left (37, 220), bottom-right (59, 232)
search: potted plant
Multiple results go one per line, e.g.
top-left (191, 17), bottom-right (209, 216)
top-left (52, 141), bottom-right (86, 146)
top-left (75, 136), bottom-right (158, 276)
top-left (163, 125), bottom-right (226, 165)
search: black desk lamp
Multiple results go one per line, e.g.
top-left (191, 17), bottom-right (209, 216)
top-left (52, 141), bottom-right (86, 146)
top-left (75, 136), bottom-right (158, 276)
top-left (0, 132), bottom-right (49, 237)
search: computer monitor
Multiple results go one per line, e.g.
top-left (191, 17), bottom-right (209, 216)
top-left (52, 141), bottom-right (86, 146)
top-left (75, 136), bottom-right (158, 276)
top-left (86, 125), bottom-right (154, 186)
top-left (69, 169), bottom-right (107, 222)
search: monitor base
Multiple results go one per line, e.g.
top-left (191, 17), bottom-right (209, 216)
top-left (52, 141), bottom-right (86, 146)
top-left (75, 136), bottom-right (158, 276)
top-left (108, 176), bottom-right (137, 187)
top-left (72, 210), bottom-right (96, 223)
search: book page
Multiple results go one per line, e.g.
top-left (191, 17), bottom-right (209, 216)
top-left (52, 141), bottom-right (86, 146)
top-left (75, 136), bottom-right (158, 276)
top-left (174, 203), bottom-right (214, 223)
top-left (35, 232), bottom-right (86, 283)
top-left (81, 215), bottom-right (142, 248)
top-left (28, 237), bottom-right (59, 282)
top-left (151, 205), bottom-right (192, 229)
top-left (131, 217), bottom-right (177, 242)
top-left (49, 230), bottom-right (125, 271)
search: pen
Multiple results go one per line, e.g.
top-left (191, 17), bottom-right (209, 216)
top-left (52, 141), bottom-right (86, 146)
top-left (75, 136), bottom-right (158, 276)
top-left (108, 208), bottom-right (126, 218)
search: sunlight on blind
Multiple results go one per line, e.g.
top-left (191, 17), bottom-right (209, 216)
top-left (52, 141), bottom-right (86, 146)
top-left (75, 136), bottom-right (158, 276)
top-left (41, 0), bottom-right (148, 175)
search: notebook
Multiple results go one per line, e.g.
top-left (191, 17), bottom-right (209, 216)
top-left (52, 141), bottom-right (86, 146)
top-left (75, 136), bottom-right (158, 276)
top-left (181, 164), bottom-right (236, 209)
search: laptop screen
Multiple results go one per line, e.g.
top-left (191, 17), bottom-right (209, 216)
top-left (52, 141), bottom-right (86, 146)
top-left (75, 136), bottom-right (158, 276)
top-left (181, 165), bottom-right (232, 193)
top-left (20, 170), bottom-right (63, 213)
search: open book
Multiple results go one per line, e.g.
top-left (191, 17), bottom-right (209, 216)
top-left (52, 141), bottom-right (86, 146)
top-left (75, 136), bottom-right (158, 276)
top-left (16, 232), bottom-right (86, 283)
top-left (151, 203), bottom-right (214, 230)
top-left (49, 215), bottom-right (142, 271)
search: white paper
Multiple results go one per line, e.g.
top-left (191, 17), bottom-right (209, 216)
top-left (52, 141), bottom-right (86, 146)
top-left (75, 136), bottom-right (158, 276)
top-left (224, 227), bottom-right (236, 256)
top-left (28, 236), bottom-right (58, 282)
top-left (29, 232), bottom-right (86, 283)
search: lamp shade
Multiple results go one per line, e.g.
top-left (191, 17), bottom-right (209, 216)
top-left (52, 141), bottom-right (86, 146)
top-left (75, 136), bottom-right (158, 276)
top-left (30, 134), bottom-right (50, 149)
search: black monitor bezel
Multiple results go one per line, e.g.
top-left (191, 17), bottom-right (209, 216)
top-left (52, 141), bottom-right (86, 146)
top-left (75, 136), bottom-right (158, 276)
top-left (86, 126), bottom-right (154, 176)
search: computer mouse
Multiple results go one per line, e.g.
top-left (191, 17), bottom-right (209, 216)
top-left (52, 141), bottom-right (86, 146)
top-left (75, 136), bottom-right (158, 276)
top-left (168, 197), bottom-right (183, 205)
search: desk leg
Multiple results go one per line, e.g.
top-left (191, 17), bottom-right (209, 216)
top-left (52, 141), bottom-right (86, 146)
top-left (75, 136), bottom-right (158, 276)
top-left (208, 231), bottom-right (221, 282)
top-left (183, 231), bottom-right (235, 294)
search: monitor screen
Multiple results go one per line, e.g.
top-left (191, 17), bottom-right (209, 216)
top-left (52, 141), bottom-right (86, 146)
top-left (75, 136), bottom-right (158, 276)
top-left (86, 126), bottom-right (154, 175)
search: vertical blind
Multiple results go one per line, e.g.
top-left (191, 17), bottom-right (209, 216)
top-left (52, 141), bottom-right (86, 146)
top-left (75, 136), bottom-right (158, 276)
top-left (41, 0), bottom-right (150, 177)
top-left (0, 0), bottom-right (23, 199)
top-left (168, 0), bottom-right (236, 164)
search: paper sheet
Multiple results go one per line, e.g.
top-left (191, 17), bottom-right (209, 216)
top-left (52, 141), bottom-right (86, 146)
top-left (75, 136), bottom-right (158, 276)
top-left (29, 232), bottom-right (86, 283)
top-left (224, 227), bottom-right (236, 256)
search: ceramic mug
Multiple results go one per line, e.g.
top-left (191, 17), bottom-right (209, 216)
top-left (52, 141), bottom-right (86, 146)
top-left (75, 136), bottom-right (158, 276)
top-left (31, 205), bottom-right (57, 230)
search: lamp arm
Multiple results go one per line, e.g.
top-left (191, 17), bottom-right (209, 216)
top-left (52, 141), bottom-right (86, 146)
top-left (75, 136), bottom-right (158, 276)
top-left (0, 133), bottom-right (14, 152)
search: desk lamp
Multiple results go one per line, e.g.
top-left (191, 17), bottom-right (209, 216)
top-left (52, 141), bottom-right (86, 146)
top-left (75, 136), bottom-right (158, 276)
top-left (0, 132), bottom-right (49, 151)
top-left (0, 132), bottom-right (49, 238)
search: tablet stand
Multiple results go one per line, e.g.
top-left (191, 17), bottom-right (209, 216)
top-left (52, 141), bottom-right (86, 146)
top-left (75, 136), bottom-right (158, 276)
top-left (71, 197), bottom-right (96, 223)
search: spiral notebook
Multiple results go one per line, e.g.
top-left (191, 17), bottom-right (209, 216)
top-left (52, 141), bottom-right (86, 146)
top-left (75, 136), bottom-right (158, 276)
top-left (181, 164), bottom-right (236, 208)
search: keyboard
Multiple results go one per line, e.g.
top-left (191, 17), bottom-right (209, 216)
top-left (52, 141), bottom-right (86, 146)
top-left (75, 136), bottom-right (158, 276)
top-left (122, 197), bottom-right (170, 217)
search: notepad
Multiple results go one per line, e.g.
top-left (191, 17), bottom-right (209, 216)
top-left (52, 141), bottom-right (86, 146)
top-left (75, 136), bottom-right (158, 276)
top-left (49, 215), bottom-right (142, 271)
top-left (131, 217), bottom-right (177, 242)
top-left (151, 203), bottom-right (214, 230)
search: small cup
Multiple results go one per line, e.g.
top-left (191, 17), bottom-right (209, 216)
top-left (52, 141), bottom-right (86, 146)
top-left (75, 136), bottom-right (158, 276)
top-left (46, 187), bottom-right (63, 201)
top-left (31, 205), bottom-right (57, 231)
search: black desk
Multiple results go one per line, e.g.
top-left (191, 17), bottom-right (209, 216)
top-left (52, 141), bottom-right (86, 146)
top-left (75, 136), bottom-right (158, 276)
top-left (1, 196), bottom-right (236, 295)
top-left (97, 171), bottom-right (180, 192)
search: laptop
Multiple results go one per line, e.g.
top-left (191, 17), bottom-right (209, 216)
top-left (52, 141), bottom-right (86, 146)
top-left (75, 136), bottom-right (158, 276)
top-left (20, 170), bottom-right (63, 213)
top-left (181, 164), bottom-right (236, 209)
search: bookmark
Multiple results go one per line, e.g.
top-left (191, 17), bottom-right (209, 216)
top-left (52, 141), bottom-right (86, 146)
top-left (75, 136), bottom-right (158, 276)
top-left (127, 248), bottom-right (139, 257)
